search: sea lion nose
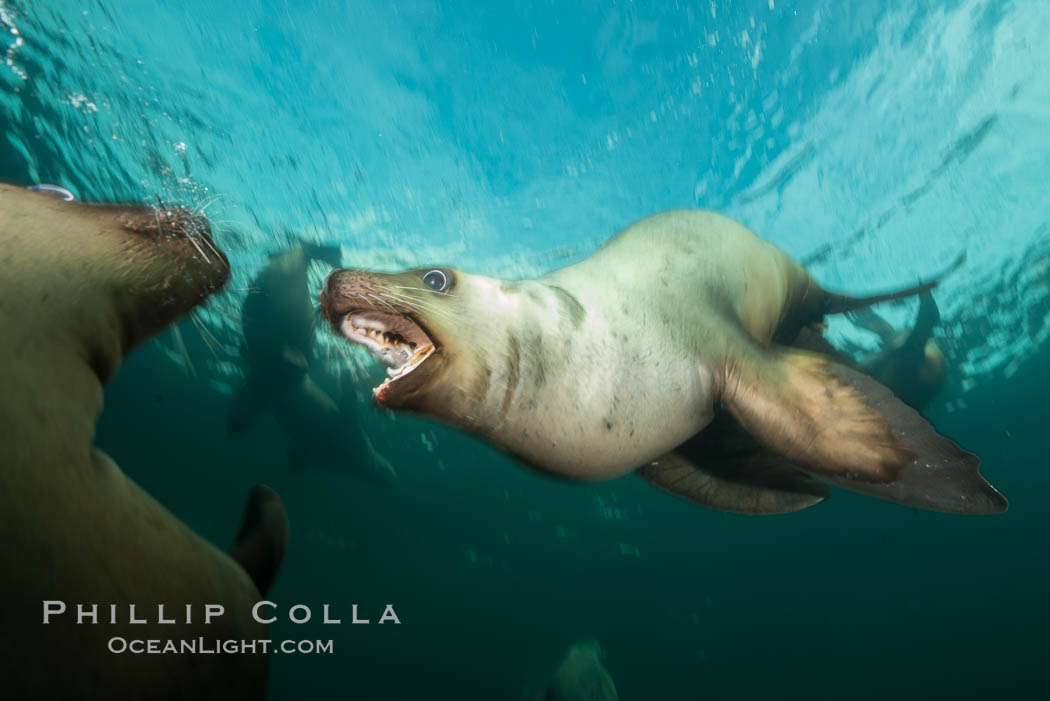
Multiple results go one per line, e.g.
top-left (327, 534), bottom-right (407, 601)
top-left (320, 269), bottom-right (354, 320)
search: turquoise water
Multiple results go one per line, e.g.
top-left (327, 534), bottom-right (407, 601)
top-left (3, 0), bottom-right (1049, 698)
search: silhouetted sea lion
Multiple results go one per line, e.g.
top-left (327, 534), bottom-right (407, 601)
top-left (228, 243), bottom-right (396, 485)
top-left (320, 210), bottom-right (1006, 515)
top-left (849, 289), bottom-right (946, 411)
top-left (0, 183), bottom-right (288, 698)
top-left (534, 640), bottom-right (618, 701)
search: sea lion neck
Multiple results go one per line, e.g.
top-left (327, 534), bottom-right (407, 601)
top-left (0, 253), bottom-right (122, 455)
top-left (0, 183), bottom-right (230, 450)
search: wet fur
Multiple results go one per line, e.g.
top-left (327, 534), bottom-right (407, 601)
top-left (321, 210), bottom-right (1005, 514)
top-left (0, 184), bottom-right (286, 698)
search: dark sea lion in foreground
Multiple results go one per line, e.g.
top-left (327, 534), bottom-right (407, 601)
top-left (228, 243), bottom-right (396, 485)
top-left (848, 289), bottom-right (947, 411)
top-left (533, 640), bottom-right (618, 701)
top-left (320, 210), bottom-right (1006, 515)
top-left (0, 183), bottom-right (288, 698)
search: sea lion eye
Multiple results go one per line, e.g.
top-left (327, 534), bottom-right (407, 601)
top-left (422, 269), bottom-right (449, 292)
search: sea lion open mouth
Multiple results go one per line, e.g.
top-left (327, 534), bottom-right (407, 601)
top-left (337, 310), bottom-right (436, 397)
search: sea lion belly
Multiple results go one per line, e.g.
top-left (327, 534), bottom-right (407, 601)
top-left (484, 277), bottom-right (720, 480)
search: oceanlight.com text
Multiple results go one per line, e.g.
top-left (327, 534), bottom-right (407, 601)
top-left (107, 637), bottom-right (335, 655)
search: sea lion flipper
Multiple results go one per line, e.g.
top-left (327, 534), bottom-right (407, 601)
top-left (638, 412), bottom-right (828, 515)
top-left (822, 253), bottom-right (964, 316)
top-left (900, 289), bottom-right (941, 354)
top-left (847, 307), bottom-right (897, 343)
top-left (281, 345), bottom-right (309, 370)
top-left (721, 342), bottom-right (1007, 514)
top-left (229, 485), bottom-right (289, 596)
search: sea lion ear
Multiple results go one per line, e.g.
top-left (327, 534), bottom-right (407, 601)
top-left (718, 337), bottom-right (1007, 515)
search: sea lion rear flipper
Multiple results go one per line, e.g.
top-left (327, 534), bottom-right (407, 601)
top-left (720, 339), bottom-right (1007, 514)
top-left (229, 485), bottom-right (289, 596)
top-left (638, 412), bottom-right (828, 515)
top-left (900, 289), bottom-right (941, 354)
top-left (823, 253), bottom-right (964, 316)
top-left (846, 307), bottom-right (897, 343)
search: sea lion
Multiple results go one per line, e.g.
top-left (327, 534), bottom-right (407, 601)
top-left (533, 639), bottom-right (618, 701)
top-left (848, 289), bottom-right (946, 411)
top-left (228, 243), bottom-right (397, 485)
top-left (319, 210), bottom-right (1006, 515)
top-left (0, 183), bottom-right (289, 698)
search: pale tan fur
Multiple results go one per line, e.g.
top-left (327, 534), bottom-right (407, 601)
top-left (0, 184), bottom-right (268, 699)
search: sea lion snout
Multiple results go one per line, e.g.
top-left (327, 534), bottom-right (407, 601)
top-left (320, 268), bottom-right (373, 322)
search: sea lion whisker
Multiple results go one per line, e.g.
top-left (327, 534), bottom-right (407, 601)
top-left (193, 193), bottom-right (225, 216)
top-left (373, 291), bottom-right (432, 313)
top-left (391, 284), bottom-right (453, 297)
top-left (376, 290), bottom-right (450, 318)
top-left (372, 291), bottom-right (450, 321)
top-left (168, 318), bottom-right (198, 379)
top-left (364, 292), bottom-right (400, 313)
top-left (189, 310), bottom-right (231, 358)
top-left (184, 230), bottom-right (212, 263)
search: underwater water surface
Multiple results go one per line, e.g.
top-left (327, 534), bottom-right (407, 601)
top-left (2, 0), bottom-right (1049, 698)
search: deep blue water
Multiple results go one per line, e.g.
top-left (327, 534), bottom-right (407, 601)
top-left (3, 1), bottom-right (1049, 698)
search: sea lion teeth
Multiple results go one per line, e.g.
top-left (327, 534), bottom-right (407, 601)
top-left (321, 209), bottom-right (1006, 517)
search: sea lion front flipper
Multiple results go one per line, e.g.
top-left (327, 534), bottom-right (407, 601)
top-left (720, 340), bottom-right (1007, 514)
top-left (301, 242), bottom-right (343, 267)
top-left (638, 412), bottom-right (828, 515)
top-left (229, 485), bottom-right (289, 596)
top-left (281, 345), bottom-right (309, 370)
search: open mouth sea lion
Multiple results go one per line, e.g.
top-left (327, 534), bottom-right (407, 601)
top-left (0, 183), bottom-right (288, 698)
top-left (320, 210), bottom-right (1006, 515)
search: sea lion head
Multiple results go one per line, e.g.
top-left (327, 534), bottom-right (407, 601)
top-left (0, 183), bottom-right (230, 381)
top-left (320, 266), bottom-right (505, 417)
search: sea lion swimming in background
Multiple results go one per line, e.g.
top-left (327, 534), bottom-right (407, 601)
top-left (228, 243), bottom-right (396, 485)
top-left (848, 289), bottom-right (947, 411)
top-left (0, 183), bottom-right (288, 698)
top-left (533, 640), bottom-right (618, 701)
top-left (320, 210), bottom-right (1007, 515)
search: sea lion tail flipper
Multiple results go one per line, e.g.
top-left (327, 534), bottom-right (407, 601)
top-left (638, 412), bottom-right (828, 515)
top-left (721, 341), bottom-right (1007, 514)
top-left (229, 485), bottom-right (290, 596)
top-left (822, 253), bottom-right (965, 316)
